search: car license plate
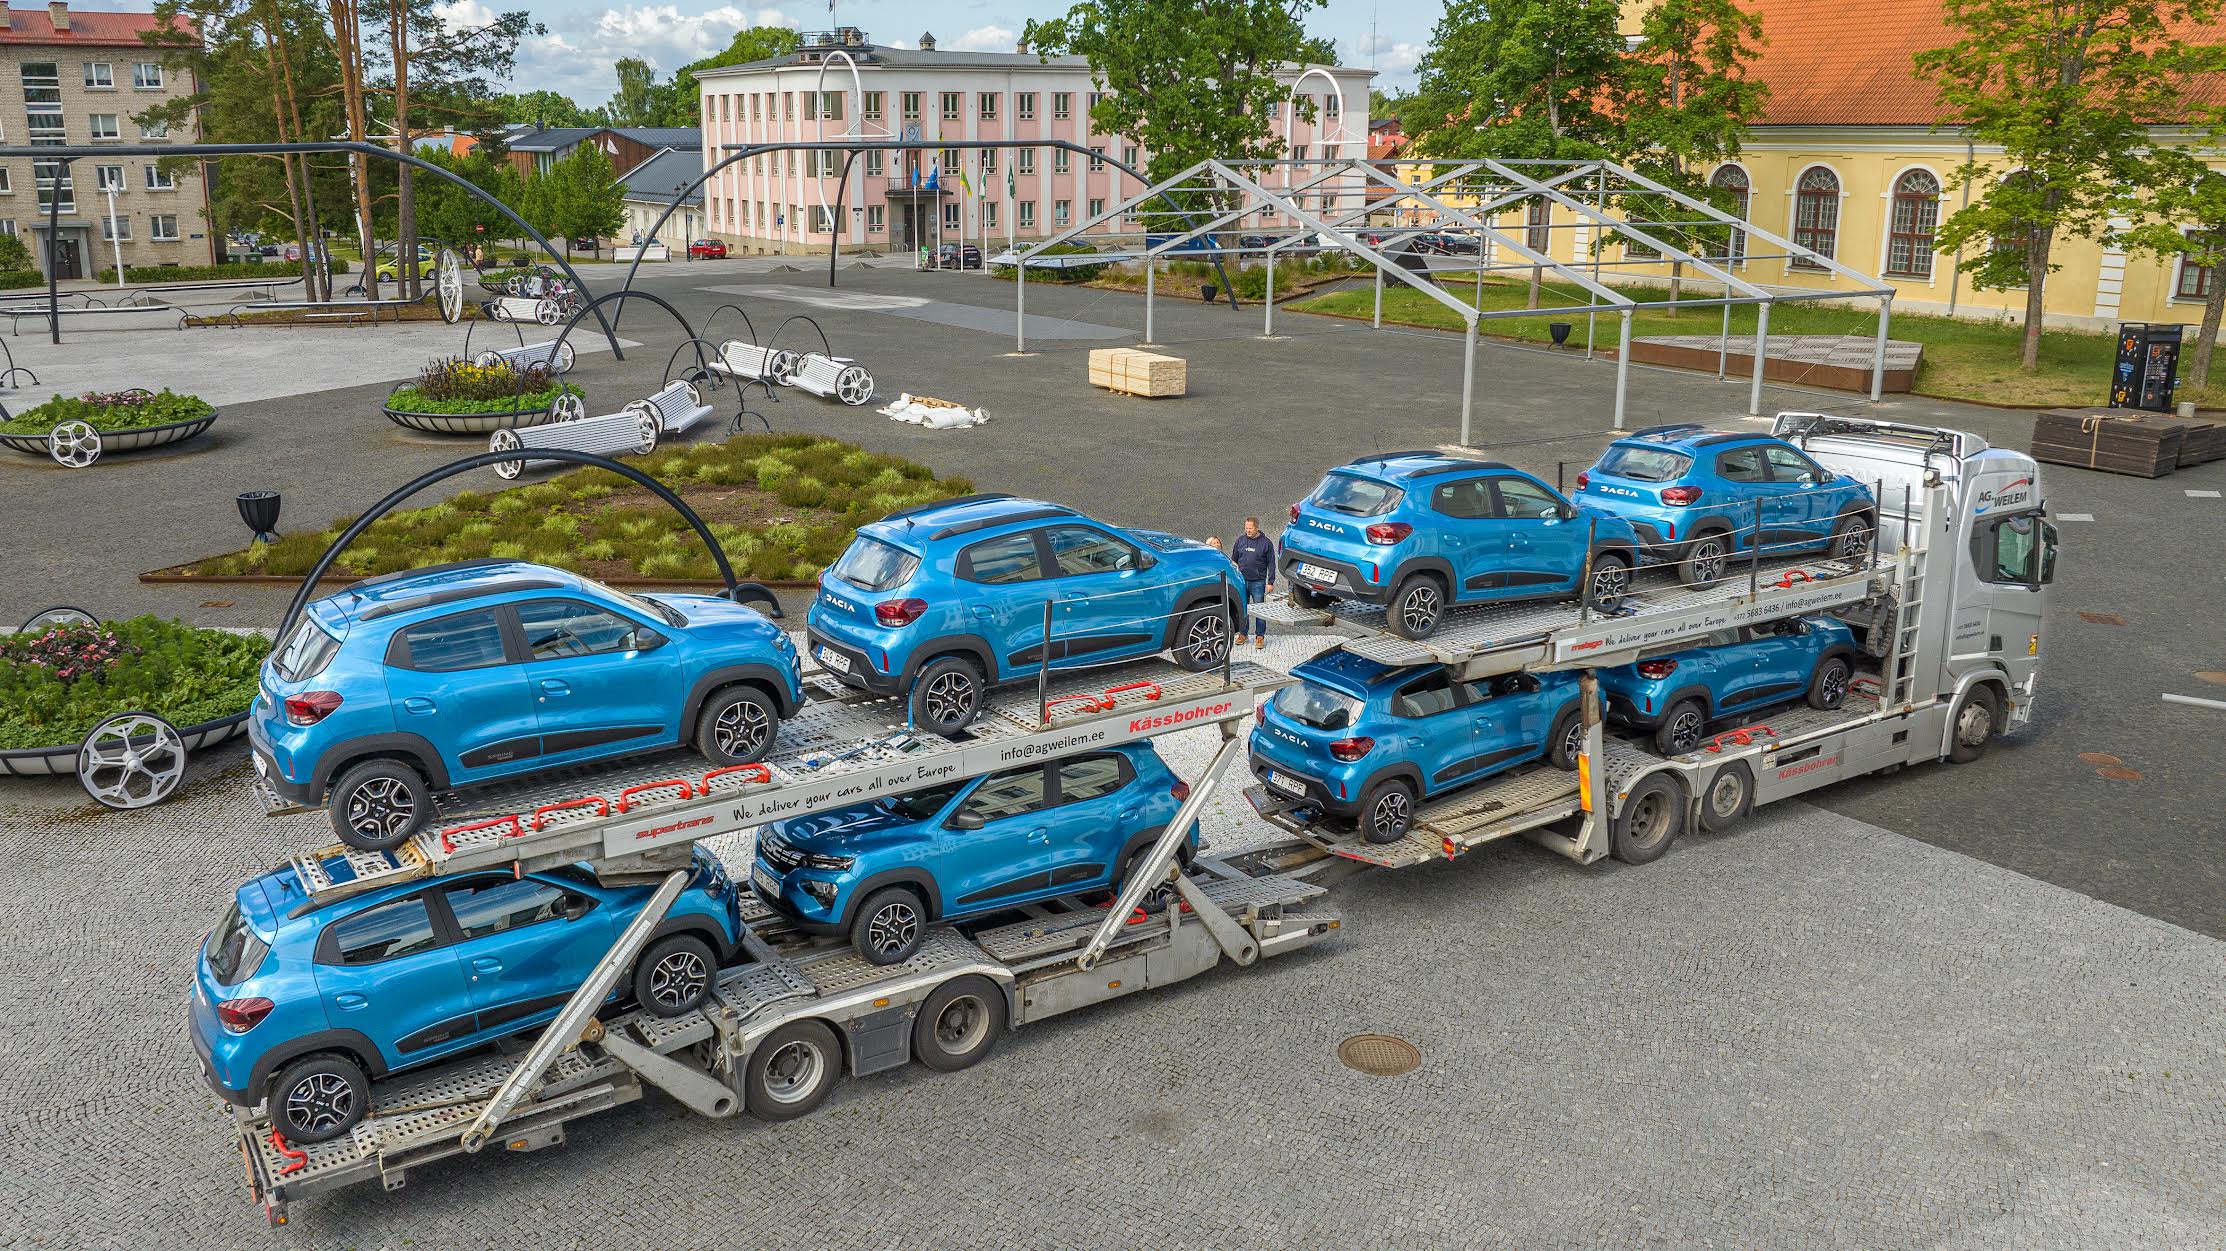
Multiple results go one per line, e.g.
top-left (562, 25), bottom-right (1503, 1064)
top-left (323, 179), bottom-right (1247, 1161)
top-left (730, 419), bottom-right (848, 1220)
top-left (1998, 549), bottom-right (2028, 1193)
top-left (752, 867), bottom-right (780, 899)
top-left (815, 645), bottom-right (851, 675)
top-left (1264, 770), bottom-right (1303, 797)
top-left (1294, 562), bottom-right (1337, 585)
top-left (253, 751), bottom-right (270, 781)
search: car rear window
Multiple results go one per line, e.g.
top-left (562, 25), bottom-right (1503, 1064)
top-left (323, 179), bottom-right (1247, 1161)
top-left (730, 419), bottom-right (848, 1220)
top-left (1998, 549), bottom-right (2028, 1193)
top-left (1596, 446), bottom-right (1692, 482)
top-left (1273, 683), bottom-right (1361, 731)
top-left (1310, 473), bottom-right (1404, 517)
top-left (205, 897), bottom-right (270, 987)
top-left (272, 618), bottom-right (341, 682)
top-left (832, 537), bottom-right (920, 593)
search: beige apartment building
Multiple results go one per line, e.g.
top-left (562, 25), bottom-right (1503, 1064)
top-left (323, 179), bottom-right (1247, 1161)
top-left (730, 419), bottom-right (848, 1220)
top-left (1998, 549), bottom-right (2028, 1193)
top-left (0, 2), bottom-right (211, 278)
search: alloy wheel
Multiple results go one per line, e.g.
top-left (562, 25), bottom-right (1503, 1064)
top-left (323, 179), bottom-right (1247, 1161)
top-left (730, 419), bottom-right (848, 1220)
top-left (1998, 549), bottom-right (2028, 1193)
top-left (1668, 709), bottom-right (1705, 753)
top-left (1186, 612), bottom-right (1229, 664)
top-left (1399, 586), bottom-right (1440, 635)
top-left (345, 778), bottom-right (417, 840)
top-left (1821, 665), bottom-right (1849, 705)
top-left (923, 671), bottom-right (975, 727)
top-left (865, 900), bottom-right (919, 958)
top-left (647, 949), bottom-right (708, 1011)
top-left (1561, 718), bottom-right (1584, 763)
top-left (1372, 790), bottom-right (1411, 839)
top-left (1591, 563), bottom-right (1629, 605)
top-left (713, 698), bottom-right (771, 758)
top-left (284, 1073), bottom-right (354, 1136)
top-left (1689, 541), bottom-right (1725, 584)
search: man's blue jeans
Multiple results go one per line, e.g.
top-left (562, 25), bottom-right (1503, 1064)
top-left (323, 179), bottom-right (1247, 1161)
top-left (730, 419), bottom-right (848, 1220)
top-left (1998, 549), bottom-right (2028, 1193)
top-left (1243, 578), bottom-right (1269, 639)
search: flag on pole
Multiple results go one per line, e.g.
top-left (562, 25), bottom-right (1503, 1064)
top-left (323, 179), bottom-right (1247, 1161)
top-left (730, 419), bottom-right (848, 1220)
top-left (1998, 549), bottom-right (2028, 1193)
top-left (957, 159), bottom-right (972, 197)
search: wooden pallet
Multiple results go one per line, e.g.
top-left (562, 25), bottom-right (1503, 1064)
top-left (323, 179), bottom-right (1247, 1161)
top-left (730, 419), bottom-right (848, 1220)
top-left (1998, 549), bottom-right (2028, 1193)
top-left (1088, 347), bottom-right (1187, 398)
top-left (2030, 408), bottom-right (2186, 477)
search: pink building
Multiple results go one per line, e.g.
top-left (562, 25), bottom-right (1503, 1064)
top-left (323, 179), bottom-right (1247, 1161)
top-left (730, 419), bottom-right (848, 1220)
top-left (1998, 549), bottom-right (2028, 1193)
top-left (695, 27), bottom-right (1373, 255)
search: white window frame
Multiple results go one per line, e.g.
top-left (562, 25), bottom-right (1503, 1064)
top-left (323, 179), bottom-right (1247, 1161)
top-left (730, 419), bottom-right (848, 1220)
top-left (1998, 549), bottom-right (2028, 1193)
top-left (1054, 199), bottom-right (1070, 227)
top-left (1019, 200), bottom-right (1036, 229)
top-left (151, 213), bottom-right (179, 241)
top-left (133, 62), bottom-right (164, 90)
top-left (101, 213), bottom-right (132, 241)
top-left (143, 162), bottom-right (175, 191)
top-left (1053, 92), bottom-right (1072, 120)
top-left (89, 114), bottom-right (121, 142)
top-left (863, 91), bottom-right (883, 121)
top-left (93, 164), bottom-right (124, 191)
top-left (979, 92), bottom-right (998, 121)
top-left (84, 62), bottom-right (114, 90)
top-left (1017, 92), bottom-right (1036, 121)
top-left (866, 204), bottom-right (884, 233)
top-left (940, 91), bottom-right (962, 121)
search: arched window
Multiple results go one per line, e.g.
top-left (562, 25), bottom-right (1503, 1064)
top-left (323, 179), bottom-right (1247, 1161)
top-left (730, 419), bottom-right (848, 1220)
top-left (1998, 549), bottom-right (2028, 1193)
top-left (1887, 169), bottom-right (1941, 278)
top-left (1792, 165), bottom-right (1840, 269)
top-left (1710, 164), bottom-right (1750, 264)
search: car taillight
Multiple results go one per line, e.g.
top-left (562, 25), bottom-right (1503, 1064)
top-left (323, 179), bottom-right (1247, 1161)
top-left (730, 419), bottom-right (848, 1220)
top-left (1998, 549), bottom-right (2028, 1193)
top-left (1329, 736), bottom-right (1374, 762)
top-left (874, 597), bottom-right (928, 626)
top-left (217, 996), bottom-right (273, 1033)
top-left (1170, 780), bottom-right (1192, 802)
top-left (1576, 471), bottom-right (1591, 490)
top-left (1364, 522), bottom-right (1412, 545)
top-left (1289, 502), bottom-right (1301, 522)
top-left (284, 691), bottom-right (342, 726)
top-left (1637, 658), bottom-right (1678, 679)
top-left (1255, 702), bottom-right (1267, 726)
top-left (1661, 486), bottom-right (1703, 506)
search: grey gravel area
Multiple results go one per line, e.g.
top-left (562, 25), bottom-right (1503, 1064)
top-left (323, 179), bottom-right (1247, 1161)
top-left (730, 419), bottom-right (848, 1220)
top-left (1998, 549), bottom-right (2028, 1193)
top-left (2, 631), bottom-right (2223, 1248)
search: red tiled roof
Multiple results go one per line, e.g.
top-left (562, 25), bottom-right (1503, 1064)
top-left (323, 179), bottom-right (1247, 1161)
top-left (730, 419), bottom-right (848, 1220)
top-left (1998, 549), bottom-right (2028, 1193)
top-left (0, 8), bottom-right (195, 48)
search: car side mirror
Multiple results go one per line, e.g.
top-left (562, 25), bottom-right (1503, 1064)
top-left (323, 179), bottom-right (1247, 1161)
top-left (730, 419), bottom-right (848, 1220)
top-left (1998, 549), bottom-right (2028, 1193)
top-left (1558, 504), bottom-right (1579, 522)
top-left (559, 895), bottom-right (592, 921)
top-left (946, 811), bottom-right (985, 831)
top-left (629, 626), bottom-right (667, 652)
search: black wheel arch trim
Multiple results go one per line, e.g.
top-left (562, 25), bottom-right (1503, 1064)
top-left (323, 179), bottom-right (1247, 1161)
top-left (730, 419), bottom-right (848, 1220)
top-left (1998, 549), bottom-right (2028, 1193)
top-left (314, 734), bottom-right (450, 795)
top-left (247, 1028), bottom-right (388, 1104)
top-left (646, 914), bottom-right (736, 965)
top-left (683, 662), bottom-right (800, 732)
top-left (901, 634), bottom-right (997, 684)
top-left (839, 868), bottom-right (945, 927)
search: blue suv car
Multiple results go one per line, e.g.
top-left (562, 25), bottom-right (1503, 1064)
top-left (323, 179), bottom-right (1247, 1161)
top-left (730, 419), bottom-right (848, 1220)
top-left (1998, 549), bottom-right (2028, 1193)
top-left (1573, 425), bottom-right (1877, 586)
top-left (1250, 649), bottom-right (1584, 844)
top-left (806, 495), bottom-right (1242, 736)
top-left (752, 741), bottom-right (1192, 963)
top-left (252, 559), bottom-right (804, 852)
top-left (1280, 453), bottom-right (1644, 640)
top-left (191, 845), bottom-right (741, 1144)
top-left (1597, 615), bottom-right (1859, 754)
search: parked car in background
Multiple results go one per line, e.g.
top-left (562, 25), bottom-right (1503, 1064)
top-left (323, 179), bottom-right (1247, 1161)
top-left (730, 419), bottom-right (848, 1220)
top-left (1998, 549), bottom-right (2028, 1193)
top-left (688, 238), bottom-right (728, 260)
top-left (191, 846), bottom-right (741, 1145)
top-left (374, 245), bottom-right (436, 281)
top-left (1280, 452), bottom-right (1645, 639)
top-left (1596, 616), bottom-right (1859, 754)
top-left (1251, 650), bottom-right (1584, 844)
top-left (754, 742), bottom-right (1194, 964)
top-left (807, 495), bottom-right (1241, 736)
top-left (930, 243), bottom-right (982, 270)
top-left (1573, 425), bottom-right (1878, 585)
top-left (252, 559), bottom-right (802, 852)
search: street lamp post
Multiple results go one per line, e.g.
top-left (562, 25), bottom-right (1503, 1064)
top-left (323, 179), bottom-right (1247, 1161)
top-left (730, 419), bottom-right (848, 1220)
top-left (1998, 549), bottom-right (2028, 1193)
top-left (102, 180), bottom-right (125, 291)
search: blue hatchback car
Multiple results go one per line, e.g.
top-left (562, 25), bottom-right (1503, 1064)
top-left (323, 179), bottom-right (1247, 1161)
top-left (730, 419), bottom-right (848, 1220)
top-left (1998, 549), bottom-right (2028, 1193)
top-left (1573, 425), bottom-right (1877, 586)
top-left (1279, 453), bottom-right (1644, 640)
top-left (252, 559), bottom-right (804, 851)
top-left (752, 741), bottom-right (1191, 963)
top-left (191, 846), bottom-right (741, 1144)
top-left (806, 495), bottom-right (1242, 736)
top-left (1597, 615), bottom-right (1859, 754)
top-left (1250, 649), bottom-right (1584, 844)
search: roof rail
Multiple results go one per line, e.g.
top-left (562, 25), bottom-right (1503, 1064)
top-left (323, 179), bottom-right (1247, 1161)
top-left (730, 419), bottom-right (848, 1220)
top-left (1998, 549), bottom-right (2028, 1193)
top-left (1624, 422), bottom-right (1707, 441)
top-left (347, 556), bottom-right (517, 593)
top-left (928, 505), bottom-right (1076, 540)
top-left (358, 579), bottom-right (566, 623)
top-left (1406, 459), bottom-right (1510, 478)
top-left (1349, 449), bottom-right (1451, 465)
top-left (1772, 411), bottom-right (1985, 461)
top-left (882, 492), bottom-right (1014, 525)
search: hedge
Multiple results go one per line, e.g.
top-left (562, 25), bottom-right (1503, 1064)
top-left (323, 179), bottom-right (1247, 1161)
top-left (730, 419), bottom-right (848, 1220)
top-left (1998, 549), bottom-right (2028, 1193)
top-left (0, 270), bottom-right (41, 290)
top-left (94, 257), bottom-right (351, 284)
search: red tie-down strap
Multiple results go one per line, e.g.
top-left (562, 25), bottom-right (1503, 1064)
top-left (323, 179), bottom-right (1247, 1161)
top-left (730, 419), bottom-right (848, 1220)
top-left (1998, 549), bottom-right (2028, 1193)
top-left (1044, 679), bottom-right (1166, 718)
top-left (700, 763), bottom-right (772, 791)
top-left (268, 1131), bottom-right (308, 1177)
top-left (1703, 725), bottom-right (1776, 753)
top-left (439, 813), bottom-right (524, 854)
top-left (530, 796), bottom-right (612, 831)
top-left (616, 778), bottom-right (696, 813)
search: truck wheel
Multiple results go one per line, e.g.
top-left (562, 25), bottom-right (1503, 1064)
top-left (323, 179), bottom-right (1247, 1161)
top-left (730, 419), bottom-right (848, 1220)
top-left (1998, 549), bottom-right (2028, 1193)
top-left (849, 886), bottom-right (927, 965)
top-left (1385, 573), bottom-right (1445, 640)
top-left (1610, 773), bottom-right (1684, 865)
top-left (696, 685), bottom-right (778, 764)
top-left (1946, 684), bottom-right (2000, 764)
top-left (743, 1019), bottom-right (842, 1121)
top-left (267, 1052), bottom-right (369, 1145)
top-left (1356, 777), bottom-right (1415, 844)
top-left (912, 975), bottom-right (1007, 1073)
top-left (1697, 762), bottom-right (1753, 833)
top-left (1679, 532), bottom-right (1731, 587)
top-left (632, 934), bottom-right (715, 1016)
top-left (1653, 699), bottom-right (1707, 755)
top-left (909, 656), bottom-right (984, 738)
top-left (1546, 703), bottom-right (1584, 770)
top-left (1806, 655), bottom-right (1852, 710)
top-left (327, 759), bottom-right (432, 852)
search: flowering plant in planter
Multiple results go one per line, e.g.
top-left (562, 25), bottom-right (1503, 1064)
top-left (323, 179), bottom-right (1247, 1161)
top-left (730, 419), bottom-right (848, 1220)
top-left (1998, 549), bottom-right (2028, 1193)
top-left (0, 618), bottom-right (266, 750)
top-left (0, 389), bottom-right (215, 436)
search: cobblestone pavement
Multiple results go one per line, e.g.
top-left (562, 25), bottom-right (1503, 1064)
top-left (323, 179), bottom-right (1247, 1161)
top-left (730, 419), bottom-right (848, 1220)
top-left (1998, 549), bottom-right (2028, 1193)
top-left (2, 633), bottom-right (2222, 1249)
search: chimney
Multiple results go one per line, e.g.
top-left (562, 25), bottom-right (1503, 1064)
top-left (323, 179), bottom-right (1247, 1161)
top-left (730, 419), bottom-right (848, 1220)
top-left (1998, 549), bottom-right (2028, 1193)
top-left (0, 9), bottom-right (13, 30)
top-left (918, 30), bottom-right (935, 52)
top-left (47, 1), bottom-right (66, 31)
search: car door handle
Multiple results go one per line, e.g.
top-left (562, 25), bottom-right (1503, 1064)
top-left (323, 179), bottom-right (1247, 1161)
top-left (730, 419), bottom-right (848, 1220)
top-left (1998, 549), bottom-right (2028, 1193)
top-left (970, 605), bottom-right (993, 619)
top-left (333, 992), bottom-right (368, 1010)
top-left (1445, 537), bottom-right (1462, 548)
top-left (539, 679), bottom-right (569, 695)
top-left (1062, 591), bottom-right (1087, 601)
top-left (1025, 826), bottom-right (1050, 842)
top-left (402, 696), bottom-right (436, 715)
top-left (1404, 736), bottom-right (1425, 748)
top-left (472, 956), bottom-right (503, 973)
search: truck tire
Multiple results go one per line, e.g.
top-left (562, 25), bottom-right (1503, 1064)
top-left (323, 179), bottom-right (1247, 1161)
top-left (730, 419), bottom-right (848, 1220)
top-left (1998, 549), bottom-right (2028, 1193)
top-left (1696, 762), bottom-right (1753, 833)
top-left (911, 975), bottom-right (1007, 1073)
top-left (1610, 772), bottom-right (1684, 865)
top-left (1946, 684), bottom-right (2001, 764)
top-left (743, 1019), bottom-right (843, 1121)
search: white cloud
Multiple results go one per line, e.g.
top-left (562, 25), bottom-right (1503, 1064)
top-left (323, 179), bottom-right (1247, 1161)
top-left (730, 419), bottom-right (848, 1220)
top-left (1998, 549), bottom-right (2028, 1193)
top-left (510, 5), bottom-right (802, 106)
top-left (1351, 31), bottom-right (1423, 77)
top-left (946, 23), bottom-right (1017, 53)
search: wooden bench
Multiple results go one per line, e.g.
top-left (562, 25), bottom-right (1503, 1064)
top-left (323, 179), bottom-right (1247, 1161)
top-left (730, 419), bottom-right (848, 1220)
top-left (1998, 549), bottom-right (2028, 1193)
top-left (789, 352), bottom-right (875, 406)
top-left (706, 338), bottom-right (799, 387)
top-left (487, 394), bottom-right (650, 480)
top-left (625, 380), bottom-right (716, 439)
top-left (474, 338), bottom-right (578, 375)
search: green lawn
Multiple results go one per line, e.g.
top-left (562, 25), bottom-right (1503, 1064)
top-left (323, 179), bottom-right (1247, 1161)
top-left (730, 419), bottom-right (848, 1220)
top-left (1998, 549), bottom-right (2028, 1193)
top-left (1290, 277), bottom-right (2203, 410)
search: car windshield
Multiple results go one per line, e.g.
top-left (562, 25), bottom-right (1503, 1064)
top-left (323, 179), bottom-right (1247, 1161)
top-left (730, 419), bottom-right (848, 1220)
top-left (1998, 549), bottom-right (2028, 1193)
top-left (272, 617), bottom-right (341, 682)
top-left (879, 779), bottom-right (970, 821)
top-left (205, 897), bottom-right (270, 987)
top-left (1274, 682), bottom-right (1362, 731)
top-left (1310, 473), bottom-right (1403, 517)
top-left (832, 537), bottom-right (920, 593)
top-left (1596, 446), bottom-right (1693, 482)
top-left (601, 583), bottom-right (686, 628)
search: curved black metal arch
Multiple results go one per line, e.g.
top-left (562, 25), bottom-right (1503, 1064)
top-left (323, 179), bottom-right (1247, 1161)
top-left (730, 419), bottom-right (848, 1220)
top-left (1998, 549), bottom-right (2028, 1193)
top-left (545, 289), bottom-right (709, 384)
top-left (768, 314), bottom-right (833, 360)
top-left (701, 303), bottom-right (763, 348)
top-left (275, 448), bottom-right (776, 642)
top-left (0, 140), bottom-right (620, 354)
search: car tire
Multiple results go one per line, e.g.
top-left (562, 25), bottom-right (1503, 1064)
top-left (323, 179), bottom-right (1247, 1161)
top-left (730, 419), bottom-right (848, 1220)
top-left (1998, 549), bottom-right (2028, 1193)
top-left (909, 656), bottom-right (985, 738)
top-left (1289, 583), bottom-right (1333, 611)
top-left (1678, 531), bottom-right (1731, 587)
top-left (1828, 513), bottom-right (1874, 562)
top-left (1546, 703), bottom-right (1585, 770)
top-left (911, 975), bottom-right (1007, 1073)
top-left (327, 759), bottom-right (433, 852)
top-left (695, 685), bottom-right (779, 764)
top-left (267, 1052), bottom-right (369, 1145)
top-left (849, 885), bottom-right (927, 965)
top-left (1385, 573), bottom-right (1446, 640)
top-left (1586, 552), bottom-right (1633, 612)
top-left (1653, 698), bottom-right (1707, 756)
top-left (1356, 777), bottom-right (1415, 844)
top-left (632, 933), bottom-right (716, 1017)
top-left (1610, 772), bottom-right (1684, 865)
top-left (1946, 684), bottom-right (2000, 764)
top-left (743, 1019), bottom-right (843, 1121)
top-left (1806, 654), bottom-right (1853, 711)
top-left (1114, 844), bottom-right (1177, 914)
top-left (1170, 602), bottom-right (1234, 672)
top-left (1697, 761), bottom-right (1754, 834)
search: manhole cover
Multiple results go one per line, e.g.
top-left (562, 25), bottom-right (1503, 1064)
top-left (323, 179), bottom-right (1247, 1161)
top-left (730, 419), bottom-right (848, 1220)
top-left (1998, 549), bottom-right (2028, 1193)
top-left (2077, 751), bottom-right (2122, 765)
top-left (2077, 611), bottom-right (2127, 626)
top-left (1337, 1033), bottom-right (1420, 1077)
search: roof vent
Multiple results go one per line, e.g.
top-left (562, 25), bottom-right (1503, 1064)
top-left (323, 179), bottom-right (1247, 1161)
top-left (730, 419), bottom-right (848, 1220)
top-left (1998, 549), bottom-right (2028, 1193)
top-left (48, 1), bottom-right (68, 31)
top-left (918, 30), bottom-right (936, 51)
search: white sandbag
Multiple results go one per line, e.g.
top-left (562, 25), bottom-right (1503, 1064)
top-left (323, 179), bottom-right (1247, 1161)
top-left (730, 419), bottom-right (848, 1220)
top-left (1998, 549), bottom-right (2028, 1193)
top-left (878, 391), bottom-right (990, 429)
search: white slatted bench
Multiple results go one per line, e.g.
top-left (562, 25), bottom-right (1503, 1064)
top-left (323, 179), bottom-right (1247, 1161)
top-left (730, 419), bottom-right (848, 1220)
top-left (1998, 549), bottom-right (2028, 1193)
top-left (626, 380), bottom-right (716, 439)
top-left (488, 395), bottom-right (654, 480)
top-left (789, 352), bottom-right (875, 406)
top-left (474, 339), bottom-right (577, 375)
top-left (480, 295), bottom-right (570, 326)
top-left (707, 338), bottom-right (799, 387)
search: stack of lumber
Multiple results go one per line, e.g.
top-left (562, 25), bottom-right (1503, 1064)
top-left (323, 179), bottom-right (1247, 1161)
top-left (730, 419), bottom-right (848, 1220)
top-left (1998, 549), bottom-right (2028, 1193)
top-left (2029, 408), bottom-right (2221, 477)
top-left (1088, 347), bottom-right (1187, 398)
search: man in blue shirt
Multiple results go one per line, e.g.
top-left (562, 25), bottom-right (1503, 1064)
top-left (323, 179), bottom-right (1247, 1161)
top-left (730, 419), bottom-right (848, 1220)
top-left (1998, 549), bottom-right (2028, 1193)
top-left (1229, 517), bottom-right (1276, 649)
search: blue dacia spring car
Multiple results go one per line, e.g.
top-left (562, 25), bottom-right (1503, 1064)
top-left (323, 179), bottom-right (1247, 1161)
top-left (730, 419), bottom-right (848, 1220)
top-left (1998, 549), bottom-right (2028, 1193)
top-left (252, 559), bottom-right (804, 852)
top-left (1250, 649), bottom-right (1584, 844)
top-left (1279, 453), bottom-right (1644, 640)
top-left (192, 845), bottom-right (741, 1145)
top-left (1573, 425), bottom-right (1877, 586)
top-left (806, 495), bottom-right (1243, 736)
top-left (1597, 615), bottom-right (1859, 754)
top-left (752, 741), bottom-right (1193, 964)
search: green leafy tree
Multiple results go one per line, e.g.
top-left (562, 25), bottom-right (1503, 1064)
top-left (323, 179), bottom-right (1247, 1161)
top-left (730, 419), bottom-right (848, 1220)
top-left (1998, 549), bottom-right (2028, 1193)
top-left (0, 232), bottom-right (30, 272)
top-left (498, 89), bottom-right (593, 128)
top-left (2117, 154), bottom-right (2226, 388)
top-left (1023, 0), bottom-right (1329, 183)
top-left (1410, 0), bottom-right (1624, 162)
top-left (654, 25), bottom-right (803, 127)
top-left (542, 142), bottom-right (627, 252)
top-left (1915, 0), bottom-right (2226, 371)
top-left (601, 56), bottom-right (659, 127)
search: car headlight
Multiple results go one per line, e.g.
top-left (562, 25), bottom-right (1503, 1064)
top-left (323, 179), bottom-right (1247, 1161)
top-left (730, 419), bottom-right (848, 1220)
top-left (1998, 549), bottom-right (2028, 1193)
top-left (801, 879), bottom-right (839, 905)
top-left (802, 852), bottom-right (854, 871)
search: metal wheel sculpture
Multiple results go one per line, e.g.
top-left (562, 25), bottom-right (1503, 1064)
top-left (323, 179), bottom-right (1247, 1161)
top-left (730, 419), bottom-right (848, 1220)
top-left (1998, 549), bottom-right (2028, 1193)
top-left (434, 248), bottom-right (465, 324)
top-left (553, 341), bottom-right (577, 374)
top-left (622, 400), bottom-right (664, 454)
top-left (77, 711), bottom-right (187, 809)
top-left (535, 298), bottom-right (565, 326)
top-left (19, 605), bottom-right (96, 632)
top-left (489, 427), bottom-right (527, 480)
top-left (834, 366), bottom-right (874, 407)
top-left (47, 420), bottom-right (101, 468)
top-left (550, 391), bottom-right (588, 423)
